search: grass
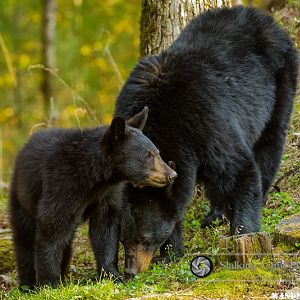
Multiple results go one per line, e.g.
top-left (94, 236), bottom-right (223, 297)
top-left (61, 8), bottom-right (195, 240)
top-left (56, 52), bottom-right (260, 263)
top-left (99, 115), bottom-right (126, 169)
top-left (1, 253), bottom-right (297, 300)
top-left (0, 187), bottom-right (299, 299)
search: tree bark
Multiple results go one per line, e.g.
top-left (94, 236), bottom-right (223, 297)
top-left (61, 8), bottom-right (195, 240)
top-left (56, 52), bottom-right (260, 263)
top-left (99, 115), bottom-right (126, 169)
top-left (218, 232), bottom-right (273, 264)
top-left (41, 0), bottom-right (56, 112)
top-left (140, 0), bottom-right (231, 57)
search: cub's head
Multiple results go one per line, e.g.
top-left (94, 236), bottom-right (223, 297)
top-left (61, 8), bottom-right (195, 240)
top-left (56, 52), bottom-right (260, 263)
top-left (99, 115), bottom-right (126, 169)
top-left (102, 107), bottom-right (177, 188)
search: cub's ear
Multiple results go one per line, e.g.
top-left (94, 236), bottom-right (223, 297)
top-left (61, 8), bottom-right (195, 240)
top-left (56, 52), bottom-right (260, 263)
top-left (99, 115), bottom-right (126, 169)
top-left (127, 106), bottom-right (149, 130)
top-left (102, 117), bottom-right (126, 149)
top-left (165, 161), bottom-right (177, 198)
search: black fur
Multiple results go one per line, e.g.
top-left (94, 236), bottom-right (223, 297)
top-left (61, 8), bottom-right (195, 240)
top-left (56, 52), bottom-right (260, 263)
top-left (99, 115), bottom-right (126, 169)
top-left (9, 110), bottom-right (175, 287)
top-left (115, 6), bottom-right (298, 274)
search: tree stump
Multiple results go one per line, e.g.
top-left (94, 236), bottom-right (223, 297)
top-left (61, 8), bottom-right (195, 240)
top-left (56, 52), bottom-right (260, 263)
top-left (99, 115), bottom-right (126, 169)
top-left (274, 214), bottom-right (300, 246)
top-left (218, 232), bottom-right (273, 264)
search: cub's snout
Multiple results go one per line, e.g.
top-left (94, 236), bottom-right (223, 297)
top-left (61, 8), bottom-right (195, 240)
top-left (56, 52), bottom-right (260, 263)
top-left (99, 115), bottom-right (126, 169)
top-left (144, 151), bottom-right (177, 187)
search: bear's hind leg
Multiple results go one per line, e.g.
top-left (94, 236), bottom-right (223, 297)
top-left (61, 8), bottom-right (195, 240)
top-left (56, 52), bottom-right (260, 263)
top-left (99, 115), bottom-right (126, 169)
top-left (205, 153), bottom-right (263, 235)
top-left (60, 239), bottom-right (73, 279)
top-left (10, 201), bottom-right (36, 287)
top-left (254, 57), bottom-right (298, 203)
top-left (228, 159), bottom-right (263, 234)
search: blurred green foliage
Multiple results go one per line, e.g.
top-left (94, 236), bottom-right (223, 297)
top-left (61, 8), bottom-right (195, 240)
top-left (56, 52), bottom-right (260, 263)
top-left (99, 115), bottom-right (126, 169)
top-left (0, 0), bottom-right (140, 181)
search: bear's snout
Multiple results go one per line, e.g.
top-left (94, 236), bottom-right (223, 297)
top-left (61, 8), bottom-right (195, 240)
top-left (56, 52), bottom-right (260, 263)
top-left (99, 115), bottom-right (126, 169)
top-left (124, 245), bottom-right (153, 277)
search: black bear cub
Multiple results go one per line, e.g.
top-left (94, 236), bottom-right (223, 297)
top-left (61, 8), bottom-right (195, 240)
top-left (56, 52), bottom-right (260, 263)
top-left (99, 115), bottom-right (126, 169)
top-left (116, 6), bottom-right (299, 276)
top-left (9, 107), bottom-right (177, 287)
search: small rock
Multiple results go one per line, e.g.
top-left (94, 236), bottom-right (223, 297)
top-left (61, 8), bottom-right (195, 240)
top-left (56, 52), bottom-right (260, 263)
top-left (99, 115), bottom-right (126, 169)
top-left (274, 214), bottom-right (300, 245)
top-left (0, 274), bottom-right (11, 284)
top-left (70, 264), bottom-right (77, 273)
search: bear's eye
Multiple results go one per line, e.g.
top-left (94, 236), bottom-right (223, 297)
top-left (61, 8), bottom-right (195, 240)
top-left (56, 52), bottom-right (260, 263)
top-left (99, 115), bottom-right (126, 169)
top-left (141, 235), bottom-right (152, 244)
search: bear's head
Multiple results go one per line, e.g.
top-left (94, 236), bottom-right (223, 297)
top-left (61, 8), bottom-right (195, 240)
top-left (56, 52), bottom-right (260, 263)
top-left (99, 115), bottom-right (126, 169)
top-left (119, 161), bottom-right (180, 277)
top-left (102, 107), bottom-right (177, 188)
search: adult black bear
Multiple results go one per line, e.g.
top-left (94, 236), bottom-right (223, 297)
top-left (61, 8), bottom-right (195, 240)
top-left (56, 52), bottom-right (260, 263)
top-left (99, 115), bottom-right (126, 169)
top-left (9, 107), bottom-right (177, 287)
top-left (115, 7), bottom-right (299, 276)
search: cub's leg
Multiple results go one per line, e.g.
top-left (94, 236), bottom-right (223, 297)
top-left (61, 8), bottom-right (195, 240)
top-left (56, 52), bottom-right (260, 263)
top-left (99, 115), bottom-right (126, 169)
top-left (10, 196), bottom-right (36, 287)
top-left (34, 195), bottom-right (82, 287)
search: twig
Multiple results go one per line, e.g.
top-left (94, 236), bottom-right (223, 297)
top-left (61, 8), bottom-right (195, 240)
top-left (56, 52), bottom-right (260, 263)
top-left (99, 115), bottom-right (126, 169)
top-left (29, 123), bottom-right (48, 135)
top-left (100, 29), bottom-right (124, 89)
top-left (0, 229), bottom-right (12, 234)
top-left (28, 64), bottom-right (100, 125)
top-left (74, 107), bottom-right (87, 131)
top-left (48, 97), bottom-right (59, 126)
top-left (273, 165), bottom-right (300, 188)
top-left (103, 45), bottom-right (124, 90)
top-left (0, 127), bottom-right (4, 198)
top-left (0, 33), bottom-right (16, 87)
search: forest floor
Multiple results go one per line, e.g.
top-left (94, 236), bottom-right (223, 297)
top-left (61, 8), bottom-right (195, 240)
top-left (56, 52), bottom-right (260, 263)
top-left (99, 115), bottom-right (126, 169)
top-left (0, 4), bottom-right (300, 300)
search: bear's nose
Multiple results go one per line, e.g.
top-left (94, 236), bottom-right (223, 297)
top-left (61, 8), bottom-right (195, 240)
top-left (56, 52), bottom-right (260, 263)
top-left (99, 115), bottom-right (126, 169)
top-left (168, 171), bottom-right (178, 183)
top-left (124, 268), bottom-right (138, 278)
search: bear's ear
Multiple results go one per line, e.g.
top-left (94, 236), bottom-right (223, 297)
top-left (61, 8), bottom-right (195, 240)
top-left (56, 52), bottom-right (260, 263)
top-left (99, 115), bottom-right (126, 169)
top-left (127, 106), bottom-right (149, 131)
top-left (165, 161), bottom-right (177, 198)
top-left (102, 117), bottom-right (126, 149)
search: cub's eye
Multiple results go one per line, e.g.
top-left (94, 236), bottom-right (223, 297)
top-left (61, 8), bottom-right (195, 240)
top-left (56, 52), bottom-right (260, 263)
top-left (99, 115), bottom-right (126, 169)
top-left (146, 152), bottom-right (152, 160)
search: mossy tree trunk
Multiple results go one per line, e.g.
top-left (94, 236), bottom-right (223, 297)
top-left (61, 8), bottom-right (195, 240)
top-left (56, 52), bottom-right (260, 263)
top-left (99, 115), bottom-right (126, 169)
top-left (218, 232), bottom-right (273, 264)
top-left (140, 0), bottom-right (231, 57)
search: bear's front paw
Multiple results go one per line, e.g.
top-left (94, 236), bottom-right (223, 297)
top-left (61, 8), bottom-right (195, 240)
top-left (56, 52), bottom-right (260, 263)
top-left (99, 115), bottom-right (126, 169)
top-left (201, 210), bottom-right (226, 228)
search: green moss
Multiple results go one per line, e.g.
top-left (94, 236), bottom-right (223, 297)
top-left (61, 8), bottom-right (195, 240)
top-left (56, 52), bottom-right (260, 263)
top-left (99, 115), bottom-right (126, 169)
top-left (274, 214), bottom-right (300, 247)
top-left (192, 268), bottom-right (279, 299)
top-left (0, 237), bottom-right (14, 273)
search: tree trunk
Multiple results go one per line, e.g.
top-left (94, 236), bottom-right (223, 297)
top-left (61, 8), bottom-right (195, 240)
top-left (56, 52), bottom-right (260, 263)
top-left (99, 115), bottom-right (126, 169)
top-left (218, 232), bottom-right (273, 264)
top-left (140, 0), bottom-right (231, 57)
top-left (41, 0), bottom-right (56, 113)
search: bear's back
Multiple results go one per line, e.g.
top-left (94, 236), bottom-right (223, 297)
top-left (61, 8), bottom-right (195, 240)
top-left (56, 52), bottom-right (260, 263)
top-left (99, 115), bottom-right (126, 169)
top-left (116, 7), bottom-right (297, 152)
top-left (171, 6), bottom-right (293, 71)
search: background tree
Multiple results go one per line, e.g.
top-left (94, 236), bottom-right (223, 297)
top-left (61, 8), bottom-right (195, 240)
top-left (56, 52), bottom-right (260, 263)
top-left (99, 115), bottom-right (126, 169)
top-left (41, 0), bottom-right (56, 113)
top-left (140, 0), bottom-right (231, 57)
